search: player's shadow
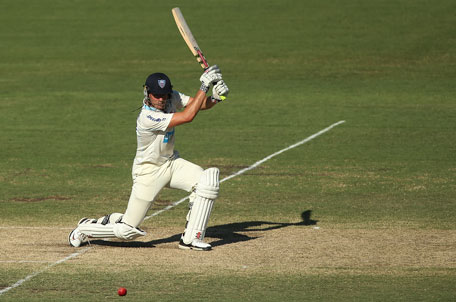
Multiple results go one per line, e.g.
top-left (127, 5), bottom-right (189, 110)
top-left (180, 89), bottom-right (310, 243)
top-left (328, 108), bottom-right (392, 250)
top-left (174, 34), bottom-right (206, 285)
top-left (88, 210), bottom-right (317, 248)
top-left (206, 209), bottom-right (317, 247)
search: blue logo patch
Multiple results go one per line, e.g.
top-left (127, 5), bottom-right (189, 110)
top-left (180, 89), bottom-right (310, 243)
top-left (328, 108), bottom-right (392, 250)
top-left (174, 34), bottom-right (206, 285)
top-left (163, 128), bottom-right (175, 143)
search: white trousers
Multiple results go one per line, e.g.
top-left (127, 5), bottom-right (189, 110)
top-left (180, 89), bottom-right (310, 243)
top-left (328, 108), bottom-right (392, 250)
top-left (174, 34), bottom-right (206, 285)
top-left (122, 158), bottom-right (203, 227)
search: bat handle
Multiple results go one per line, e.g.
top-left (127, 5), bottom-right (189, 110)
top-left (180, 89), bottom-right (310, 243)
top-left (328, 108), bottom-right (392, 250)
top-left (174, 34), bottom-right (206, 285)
top-left (196, 49), bottom-right (209, 69)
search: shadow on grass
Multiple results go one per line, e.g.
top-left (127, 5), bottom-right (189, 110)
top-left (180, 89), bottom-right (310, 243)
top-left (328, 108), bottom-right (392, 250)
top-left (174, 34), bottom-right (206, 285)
top-left (88, 210), bottom-right (317, 248)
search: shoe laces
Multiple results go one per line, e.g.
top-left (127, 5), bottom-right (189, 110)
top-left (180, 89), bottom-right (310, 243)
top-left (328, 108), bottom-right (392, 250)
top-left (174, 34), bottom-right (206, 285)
top-left (75, 229), bottom-right (88, 242)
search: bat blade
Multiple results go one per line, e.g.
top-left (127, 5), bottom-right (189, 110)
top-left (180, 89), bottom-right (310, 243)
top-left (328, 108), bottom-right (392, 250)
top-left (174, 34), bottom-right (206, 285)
top-left (172, 7), bottom-right (209, 69)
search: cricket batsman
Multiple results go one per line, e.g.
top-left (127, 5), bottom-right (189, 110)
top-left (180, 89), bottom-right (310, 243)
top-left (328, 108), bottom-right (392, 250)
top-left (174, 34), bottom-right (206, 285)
top-left (69, 66), bottom-right (229, 251)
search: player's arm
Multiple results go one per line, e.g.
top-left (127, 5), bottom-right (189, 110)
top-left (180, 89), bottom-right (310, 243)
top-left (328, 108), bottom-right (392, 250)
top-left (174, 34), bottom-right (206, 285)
top-left (196, 96), bottom-right (216, 110)
top-left (185, 96), bottom-right (215, 111)
top-left (168, 66), bottom-right (222, 128)
top-left (168, 90), bottom-right (207, 128)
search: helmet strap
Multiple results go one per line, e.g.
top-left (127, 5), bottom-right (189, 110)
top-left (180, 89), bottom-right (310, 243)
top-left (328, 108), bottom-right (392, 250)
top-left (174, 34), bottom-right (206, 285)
top-left (143, 86), bottom-right (151, 104)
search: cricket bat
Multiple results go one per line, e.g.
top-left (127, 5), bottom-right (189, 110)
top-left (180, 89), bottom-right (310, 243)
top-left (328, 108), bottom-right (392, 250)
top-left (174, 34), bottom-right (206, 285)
top-left (172, 7), bottom-right (226, 100)
top-left (171, 7), bottom-right (210, 69)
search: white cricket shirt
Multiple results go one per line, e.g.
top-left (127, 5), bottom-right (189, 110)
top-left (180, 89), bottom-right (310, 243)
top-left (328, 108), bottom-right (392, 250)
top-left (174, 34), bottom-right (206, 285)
top-left (134, 90), bottom-right (190, 166)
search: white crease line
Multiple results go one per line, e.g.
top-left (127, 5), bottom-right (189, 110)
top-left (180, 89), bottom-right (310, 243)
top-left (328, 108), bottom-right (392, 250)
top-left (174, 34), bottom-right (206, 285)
top-left (145, 120), bottom-right (346, 220)
top-left (0, 226), bottom-right (71, 230)
top-left (0, 248), bottom-right (90, 296)
top-left (1, 120), bottom-right (345, 296)
top-left (0, 260), bottom-right (56, 263)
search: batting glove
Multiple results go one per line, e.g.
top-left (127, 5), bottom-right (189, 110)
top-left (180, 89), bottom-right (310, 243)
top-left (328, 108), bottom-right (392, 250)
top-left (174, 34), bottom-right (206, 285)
top-left (200, 65), bottom-right (222, 92)
top-left (211, 80), bottom-right (229, 103)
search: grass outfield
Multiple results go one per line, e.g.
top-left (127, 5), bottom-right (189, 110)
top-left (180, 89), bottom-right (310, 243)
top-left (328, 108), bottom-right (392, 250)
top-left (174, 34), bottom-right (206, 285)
top-left (1, 0), bottom-right (455, 301)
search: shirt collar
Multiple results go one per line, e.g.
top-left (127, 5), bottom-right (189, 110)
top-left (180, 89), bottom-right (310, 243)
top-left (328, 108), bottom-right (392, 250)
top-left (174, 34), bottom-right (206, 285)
top-left (143, 103), bottom-right (161, 112)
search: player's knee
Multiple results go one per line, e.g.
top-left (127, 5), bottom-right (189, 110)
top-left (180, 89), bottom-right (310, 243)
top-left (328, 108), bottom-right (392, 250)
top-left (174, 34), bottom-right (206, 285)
top-left (97, 213), bottom-right (123, 225)
top-left (196, 167), bottom-right (220, 200)
top-left (113, 223), bottom-right (146, 240)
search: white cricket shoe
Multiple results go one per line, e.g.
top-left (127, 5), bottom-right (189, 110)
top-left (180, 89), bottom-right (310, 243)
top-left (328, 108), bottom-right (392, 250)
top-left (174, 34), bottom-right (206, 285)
top-left (178, 238), bottom-right (212, 251)
top-left (68, 218), bottom-right (90, 247)
top-left (68, 228), bottom-right (87, 247)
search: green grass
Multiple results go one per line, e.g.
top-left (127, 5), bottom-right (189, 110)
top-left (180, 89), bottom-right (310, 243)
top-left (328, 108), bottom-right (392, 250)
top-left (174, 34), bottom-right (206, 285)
top-left (1, 0), bottom-right (455, 300)
top-left (2, 269), bottom-right (455, 302)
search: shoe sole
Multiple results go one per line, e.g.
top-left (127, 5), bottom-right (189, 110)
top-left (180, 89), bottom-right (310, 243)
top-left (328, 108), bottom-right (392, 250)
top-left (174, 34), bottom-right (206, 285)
top-left (178, 243), bottom-right (211, 251)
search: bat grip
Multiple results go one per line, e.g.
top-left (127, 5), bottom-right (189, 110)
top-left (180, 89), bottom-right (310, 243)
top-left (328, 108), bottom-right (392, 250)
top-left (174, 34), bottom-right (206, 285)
top-left (196, 49), bottom-right (209, 69)
top-left (199, 53), bottom-right (216, 85)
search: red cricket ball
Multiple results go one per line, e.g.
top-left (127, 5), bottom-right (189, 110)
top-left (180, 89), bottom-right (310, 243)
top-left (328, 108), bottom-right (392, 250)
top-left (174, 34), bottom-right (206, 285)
top-left (118, 287), bottom-right (127, 296)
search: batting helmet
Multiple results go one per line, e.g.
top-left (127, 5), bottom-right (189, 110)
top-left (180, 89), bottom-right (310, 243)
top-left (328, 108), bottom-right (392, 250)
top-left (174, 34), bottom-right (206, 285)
top-left (144, 73), bottom-right (173, 95)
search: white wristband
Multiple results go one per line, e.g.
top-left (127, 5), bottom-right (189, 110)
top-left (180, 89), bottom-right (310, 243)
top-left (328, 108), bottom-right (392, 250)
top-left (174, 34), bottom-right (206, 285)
top-left (200, 83), bottom-right (209, 93)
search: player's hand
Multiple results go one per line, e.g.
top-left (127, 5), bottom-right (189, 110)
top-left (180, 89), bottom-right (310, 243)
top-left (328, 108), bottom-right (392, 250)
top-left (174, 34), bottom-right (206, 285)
top-left (212, 80), bottom-right (229, 102)
top-left (200, 65), bottom-right (222, 92)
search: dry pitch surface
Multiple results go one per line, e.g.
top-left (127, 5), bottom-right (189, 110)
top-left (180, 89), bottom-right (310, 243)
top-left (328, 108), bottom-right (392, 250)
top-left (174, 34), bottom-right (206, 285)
top-left (1, 224), bottom-right (455, 282)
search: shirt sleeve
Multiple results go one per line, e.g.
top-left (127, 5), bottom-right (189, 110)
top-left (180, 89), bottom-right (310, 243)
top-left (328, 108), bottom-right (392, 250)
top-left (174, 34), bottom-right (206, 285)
top-left (171, 90), bottom-right (191, 110)
top-left (138, 110), bottom-right (173, 132)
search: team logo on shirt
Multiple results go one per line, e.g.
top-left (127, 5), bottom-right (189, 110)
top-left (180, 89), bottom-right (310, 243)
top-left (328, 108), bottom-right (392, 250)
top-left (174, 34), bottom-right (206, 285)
top-left (158, 79), bottom-right (166, 89)
top-left (147, 115), bottom-right (166, 122)
top-left (163, 128), bottom-right (174, 143)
